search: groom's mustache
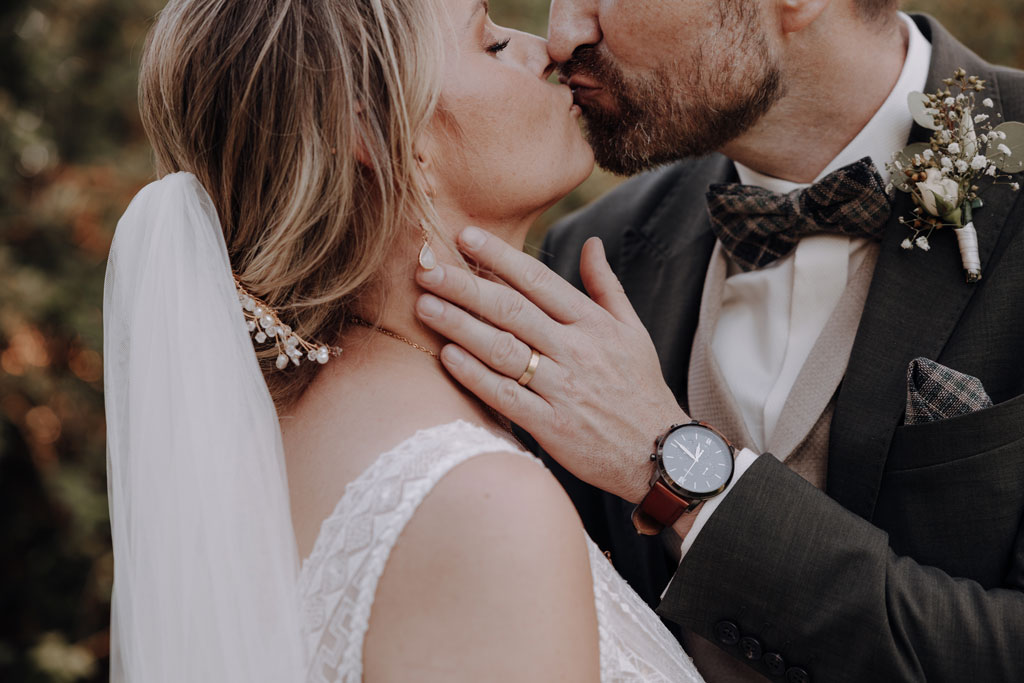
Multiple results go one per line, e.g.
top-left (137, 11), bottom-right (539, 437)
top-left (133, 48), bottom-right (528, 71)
top-left (558, 46), bottom-right (626, 108)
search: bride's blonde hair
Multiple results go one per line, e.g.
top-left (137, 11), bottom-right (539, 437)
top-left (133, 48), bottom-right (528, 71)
top-left (139, 0), bottom-right (444, 406)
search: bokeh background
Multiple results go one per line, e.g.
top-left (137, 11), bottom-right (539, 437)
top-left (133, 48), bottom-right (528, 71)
top-left (1, 0), bottom-right (1021, 680)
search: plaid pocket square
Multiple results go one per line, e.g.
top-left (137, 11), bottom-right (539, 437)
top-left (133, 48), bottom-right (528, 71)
top-left (905, 357), bottom-right (993, 426)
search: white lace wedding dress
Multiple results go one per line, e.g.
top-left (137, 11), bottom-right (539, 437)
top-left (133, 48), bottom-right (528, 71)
top-left (297, 420), bottom-right (703, 682)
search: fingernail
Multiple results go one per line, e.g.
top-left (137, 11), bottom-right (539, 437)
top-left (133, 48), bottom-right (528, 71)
top-left (417, 263), bottom-right (444, 286)
top-left (460, 226), bottom-right (486, 250)
top-left (417, 293), bottom-right (444, 318)
top-left (442, 345), bottom-right (466, 364)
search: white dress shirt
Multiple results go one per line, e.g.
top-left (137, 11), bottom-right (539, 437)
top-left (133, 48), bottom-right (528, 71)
top-left (678, 13), bottom-right (932, 560)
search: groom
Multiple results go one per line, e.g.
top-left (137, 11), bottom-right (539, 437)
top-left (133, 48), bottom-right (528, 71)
top-left (416, 0), bottom-right (1024, 681)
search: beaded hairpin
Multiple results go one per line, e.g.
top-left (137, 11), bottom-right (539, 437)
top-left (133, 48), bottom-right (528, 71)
top-left (234, 277), bottom-right (342, 369)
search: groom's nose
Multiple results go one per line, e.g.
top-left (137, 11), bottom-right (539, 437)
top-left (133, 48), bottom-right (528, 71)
top-left (547, 0), bottom-right (602, 65)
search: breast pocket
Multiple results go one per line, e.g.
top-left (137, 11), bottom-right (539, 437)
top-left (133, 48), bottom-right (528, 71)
top-left (876, 393), bottom-right (1024, 586)
top-left (887, 391), bottom-right (1024, 471)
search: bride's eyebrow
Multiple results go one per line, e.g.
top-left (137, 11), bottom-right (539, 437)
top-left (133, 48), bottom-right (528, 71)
top-left (466, 0), bottom-right (488, 29)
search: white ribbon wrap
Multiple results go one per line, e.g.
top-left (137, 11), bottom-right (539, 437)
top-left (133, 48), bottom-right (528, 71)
top-left (954, 221), bottom-right (982, 282)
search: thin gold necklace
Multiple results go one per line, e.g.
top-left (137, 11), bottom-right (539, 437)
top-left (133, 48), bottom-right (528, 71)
top-left (348, 317), bottom-right (439, 359)
top-left (347, 316), bottom-right (524, 447)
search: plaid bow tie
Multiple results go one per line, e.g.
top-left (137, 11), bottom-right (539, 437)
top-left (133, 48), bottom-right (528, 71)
top-left (706, 157), bottom-right (892, 272)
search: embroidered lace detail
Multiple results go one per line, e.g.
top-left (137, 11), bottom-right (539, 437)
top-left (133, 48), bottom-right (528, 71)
top-left (296, 420), bottom-right (702, 682)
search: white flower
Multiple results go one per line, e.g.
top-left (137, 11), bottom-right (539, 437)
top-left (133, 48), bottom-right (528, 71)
top-left (939, 130), bottom-right (952, 143)
top-left (941, 156), bottom-right (954, 170)
top-left (975, 113), bottom-right (989, 123)
top-left (970, 154), bottom-right (988, 170)
top-left (948, 142), bottom-right (961, 155)
top-left (923, 149), bottom-right (935, 160)
top-left (955, 159), bottom-right (970, 173)
top-left (901, 238), bottom-right (914, 250)
top-left (916, 236), bottom-right (932, 251)
top-left (916, 168), bottom-right (961, 218)
top-left (998, 143), bottom-right (1013, 156)
top-left (986, 165), bottom-right (998, 176)
top-left (983, 98), bottom-right (994, 107)
top-left (1013, 182), bottom-right (1021, 191)
top-left (945, 97), bottom-right (956, 106)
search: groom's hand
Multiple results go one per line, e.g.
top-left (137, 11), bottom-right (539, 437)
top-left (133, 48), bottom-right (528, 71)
top-left (415, 226), bottom-right (688, 504)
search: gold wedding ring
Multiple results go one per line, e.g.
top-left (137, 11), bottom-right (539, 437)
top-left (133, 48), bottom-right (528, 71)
top-left (516, 349), bottom-right (541, 387)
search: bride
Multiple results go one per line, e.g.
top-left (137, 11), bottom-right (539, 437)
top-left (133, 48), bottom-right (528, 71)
top-left (104, 0), bottom-right (703, 680)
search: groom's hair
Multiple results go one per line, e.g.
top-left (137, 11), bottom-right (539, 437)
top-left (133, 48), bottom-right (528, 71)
top-left (139, 0), bottom-right (449, 408)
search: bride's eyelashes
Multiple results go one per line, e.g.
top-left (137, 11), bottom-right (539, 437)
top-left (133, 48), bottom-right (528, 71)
top-left (486, 37), bottom-right (510, 55)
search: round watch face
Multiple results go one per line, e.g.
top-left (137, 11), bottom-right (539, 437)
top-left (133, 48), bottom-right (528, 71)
top-left (660, 424), bottom-right (733, 496)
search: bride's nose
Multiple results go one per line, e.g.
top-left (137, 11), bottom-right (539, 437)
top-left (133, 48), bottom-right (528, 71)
top-left (512, 29), bottom-right (557, 80)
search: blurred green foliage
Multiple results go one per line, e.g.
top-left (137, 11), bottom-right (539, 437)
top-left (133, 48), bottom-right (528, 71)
top-left (1, 0), bottom-right (1020, 680)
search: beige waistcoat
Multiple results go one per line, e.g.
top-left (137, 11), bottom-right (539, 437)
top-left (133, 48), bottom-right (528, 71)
top-left (678, 242), bottom-right (879, 682)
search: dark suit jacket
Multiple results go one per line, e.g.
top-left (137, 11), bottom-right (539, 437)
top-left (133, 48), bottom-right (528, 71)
top-left (540, 15), bottom-right (1024, 682)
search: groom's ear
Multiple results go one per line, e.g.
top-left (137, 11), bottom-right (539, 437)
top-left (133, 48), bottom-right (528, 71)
top-left (778, 0), bottom-right (831, 34)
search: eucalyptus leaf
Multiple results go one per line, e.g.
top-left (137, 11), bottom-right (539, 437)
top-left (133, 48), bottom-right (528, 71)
top-left (908, 91), bottom-right (942, 131)
top-left (890, 142), bottom-right (932, 192)
top-left (987, 121), bottom-right (1024, 173)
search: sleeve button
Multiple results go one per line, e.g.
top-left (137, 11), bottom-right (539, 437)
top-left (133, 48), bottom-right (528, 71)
top-left (762, 652), bottom-right (786, 676)
top-left (786, 666), bottom-right (810, 683)
top-left (714, 620), bottom-right (741, 646)
top-left (739, 636), bottom-right (763, 660)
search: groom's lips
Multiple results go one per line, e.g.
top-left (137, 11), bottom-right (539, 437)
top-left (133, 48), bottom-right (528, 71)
top-left (562, 74), bottom-right (604, 107)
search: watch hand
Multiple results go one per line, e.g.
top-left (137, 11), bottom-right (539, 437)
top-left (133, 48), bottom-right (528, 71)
top-left (674, 440), bottom-right (697, 460)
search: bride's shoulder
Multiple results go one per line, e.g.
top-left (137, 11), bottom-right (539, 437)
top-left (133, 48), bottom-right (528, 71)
top-left (417, 448), bottom-right (584, 548)
top-left (364, 448), bottom-right (601, 680)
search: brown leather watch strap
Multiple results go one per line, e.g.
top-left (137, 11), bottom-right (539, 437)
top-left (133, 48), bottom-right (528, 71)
top-left (631, 479), bottom-right (694, 536)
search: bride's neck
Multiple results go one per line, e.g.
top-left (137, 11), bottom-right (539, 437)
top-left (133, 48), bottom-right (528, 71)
top-left (352, 201), bottom-right (539, 359)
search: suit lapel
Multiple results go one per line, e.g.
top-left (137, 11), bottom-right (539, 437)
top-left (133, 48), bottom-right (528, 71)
top-left (617, 154), bottom-right (736, 403)
top-left (828, 15), bottom-right (1021, 519)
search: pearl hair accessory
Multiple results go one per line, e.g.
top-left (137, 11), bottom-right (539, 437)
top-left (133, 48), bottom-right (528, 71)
top-left (234, 277), bottom-right (342, 369)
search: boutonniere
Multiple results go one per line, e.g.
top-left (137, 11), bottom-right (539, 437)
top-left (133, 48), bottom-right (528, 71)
top-left (887, 68), bottom-right (1023, 283)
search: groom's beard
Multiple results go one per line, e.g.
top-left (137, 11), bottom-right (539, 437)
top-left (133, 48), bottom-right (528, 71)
top-left (561, 4), bottom-right (784, 176)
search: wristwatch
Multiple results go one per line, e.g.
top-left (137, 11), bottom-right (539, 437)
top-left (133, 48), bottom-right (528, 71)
top-left (632, 420), bottom-right (736, 535)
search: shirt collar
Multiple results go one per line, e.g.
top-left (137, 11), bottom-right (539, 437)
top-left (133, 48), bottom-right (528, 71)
top-left (734, 12), bottom-right (932, 193)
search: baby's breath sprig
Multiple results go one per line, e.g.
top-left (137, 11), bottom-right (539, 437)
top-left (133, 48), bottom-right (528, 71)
top-left (234, 277), bottom-right (341, 369)
top-left (887, 68), bottom-right (1023, 283)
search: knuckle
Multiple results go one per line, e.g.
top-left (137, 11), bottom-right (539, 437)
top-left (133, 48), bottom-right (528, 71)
top-left (494, 378), bottom-right (520, 414)
top-left (449, 267), bottom-right (473, 300)
top-left (495, 289), bottom-right (526, 322)
top-left (488, 331), bottom-right (520, 369)
top-left (564, 340), bottom-right (593, 369)
top-left (548, 408), bottom-right (576, 443)
top-left (559, 368), bottom-right (585, 405)
top-left (520, 261), bottom-right (551, 294)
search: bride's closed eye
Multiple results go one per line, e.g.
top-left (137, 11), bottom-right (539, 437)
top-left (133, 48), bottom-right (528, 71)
top-left (486, 37), bottom-right (510, 55)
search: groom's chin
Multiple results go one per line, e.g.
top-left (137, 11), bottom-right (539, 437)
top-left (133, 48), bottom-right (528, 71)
top-left (581, 119), bottom-right (674, 177)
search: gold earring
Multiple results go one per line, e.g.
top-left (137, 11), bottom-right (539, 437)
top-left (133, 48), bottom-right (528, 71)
top-left (418, 223), bottom-right (437, 270)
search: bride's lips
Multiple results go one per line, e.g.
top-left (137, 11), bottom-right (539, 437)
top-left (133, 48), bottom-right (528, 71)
top-left (562, 74), bottom-right (604, 107)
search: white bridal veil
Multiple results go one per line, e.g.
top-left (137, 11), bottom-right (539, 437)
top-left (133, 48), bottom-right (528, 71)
top-left (104, 173), bottom-right (306, 681)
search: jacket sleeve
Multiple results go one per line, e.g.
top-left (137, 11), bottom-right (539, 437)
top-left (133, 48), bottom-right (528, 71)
top-left (657, 453), bottom-right (1024, 682)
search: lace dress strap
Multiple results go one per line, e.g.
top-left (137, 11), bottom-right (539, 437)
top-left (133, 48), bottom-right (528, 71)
top-left (297, 420), bottom-right (531, 683)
